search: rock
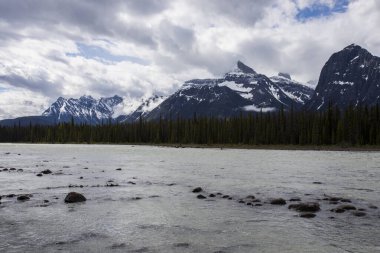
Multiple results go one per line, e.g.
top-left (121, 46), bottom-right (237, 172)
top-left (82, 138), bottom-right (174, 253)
top-left (6, 194), bottom-right (15, 198)
top-left (289, 198), bottom-right (301, 202)
top-left (358, 208), bottom-right (366, 211)
top-left (313, 182), bottom-right (322, 184)
top-left (331, 205), bottom-right (356, 213)
top-left (36, 173), bottom-right (43, 177)
top-left (17, 169), bottom-right (23, 172)
top-left (83, 167), bottom-right (88, 170)
top-left (209, 194), bottom-right (216, 198)
top-left (352, 211), bottom-right (366, 217)
top-left (238, 200), bottom-right (245, 204)
top-left (127, 181), bottom-right (136, 185)
top-left (338, 204), bottom-right (356, 210)
top-left (116, 168), bottom-right (122, 171)
top-left (289, 202), bottom-right (320, 213)
top-left (197, 194), bottom-right (206, 199)
top-left (173, 243), bottom-right (190, 248)
top-left (329, 201), bottom-right (339, 205)
top-left (79, 177), bottom-right (83, 179)
top-left (3, 168), bottom-right (8, 171)
top-left (228, 197), bottom-right (233, 200)
top-left (340, 198), bottom-right (351, 203)
top-left (222, 195), bottom-right (230, 199)
top-left (17, 195), bottom-right (30, 201)
top-left (255, 204), bottom-right (263, 206)
top-left (246, 202), bottom-right (252, 206)
top-left (44, 200), bottom-right (49, 203)
top-left (41, 169), bottom-right (52, 174)
top-left (246, 195), bottom-right (255, 199)
top-left (300, 213), bottom-right (316, 218)
top-left (369, 205), bottom-right (378, 209)
top-left (131, 197), bottom-right (142, 200)
top-left (270, 198), bottom-right (286, 205)
top-left (9, 168), bottom-right (16, 171)
top-left (64, 192), bottom-right (86, 203)
top-left (192, 187), bottom-right (203, 193)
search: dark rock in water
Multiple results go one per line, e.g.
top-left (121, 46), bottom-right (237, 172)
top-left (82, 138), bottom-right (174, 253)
top-left (44, 200), bottom-right (49, 203)
top-left (358, 208), bottom-right (366, 211)
top-left (116, 168), bottom-right (122, 171)
top-left (331, 205), bottom-right (356, 213)
top-left (352, 211), bottom-right (366, 217)
top-left (228, 197), bottom-right (233, 200)
top-left (222, 195), bottom-right (230, 199)
top-left (338, 204), bottom-right (356, 210)
top-left (255, 204), bottom-right (263, 206)
top-left (289, 202), bottom-right (320, 213)
top-left (41, 169), bottom-right (52, 174)
top-left (270, 198), bottom-right (286, 205)
top-left (9, 168), bottom-right (16, 171)
top-left (246, 202), bottom-right (252, 206)
top-left (340, 198), bottom-right (351, 203)
top-left (64, 192), bottom-right (86, 203)
top-left (197, 194), bottom-right (206, 199)
top-left (313, 182), bottom-right (322, 184)
top-left (127, 181), bottom-right (136, 185)
top-left (7, 194), bottom-right (15, 198)
top-left (192, 187), bottom-right (203, 193)
top-left (239, 200), bottom-right (245, 204)
top-left (17, 169), bottom-right (23, 172)
top-left (369, 205), bottom-right (378, 209)
top-left (209, 194), bottom-right (216, 198)
top-left (83, 167), bottom-right (88, 170)
top-left (289, 198), bottom-right (301, 202)
top-left (3, 168), bottom-right (8, 171)
top-left (131, 197), bottom-right (142, 200)
top-left (17, 195), bottom-right (30, 201)
top-left (79, 177), bottom-right (83, 179)
top-left (173, 243), bottom-right (190, 248)
top-left (36, 173), bottom-right (43, 177)
top-left (300, 213), bottom-right (316, 218)
top-left (246, 195), bottom-right (255, 199)
top-left (329, 201), bottom-right (339, 205)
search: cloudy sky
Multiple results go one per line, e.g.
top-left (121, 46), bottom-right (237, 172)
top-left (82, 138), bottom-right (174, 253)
top-left (0, 0), bottom-right (379, 119)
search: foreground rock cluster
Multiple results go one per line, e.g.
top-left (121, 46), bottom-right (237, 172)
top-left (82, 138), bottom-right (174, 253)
top-left (192, 187), bottom-right (378, 219)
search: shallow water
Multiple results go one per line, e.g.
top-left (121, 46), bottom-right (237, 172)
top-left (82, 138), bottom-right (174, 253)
top-left (0, 144), bottom-right (379, 253)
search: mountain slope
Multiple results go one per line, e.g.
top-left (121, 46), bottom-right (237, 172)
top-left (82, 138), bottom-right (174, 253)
top-left (306, 44), bottom-right (380, 110)
top-left (146, 61), bottom-right (313, 120)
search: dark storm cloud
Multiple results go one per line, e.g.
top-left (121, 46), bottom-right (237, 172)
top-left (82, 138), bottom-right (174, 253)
top-left (0, 74), bottom-right (62, 97)
top-left (189, 0), bottom-right (277, 25)
top-left (0, 0), bottom-right (169, 48)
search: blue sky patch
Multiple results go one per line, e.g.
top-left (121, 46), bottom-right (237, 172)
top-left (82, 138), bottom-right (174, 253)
top-left (296, 0), bottom-right (350, 21)
top-left (66, 43), bottom-right (148, 65)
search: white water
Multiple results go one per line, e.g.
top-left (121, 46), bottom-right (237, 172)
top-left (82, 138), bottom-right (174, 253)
top-left (0, 144), bottom-right (379, 253)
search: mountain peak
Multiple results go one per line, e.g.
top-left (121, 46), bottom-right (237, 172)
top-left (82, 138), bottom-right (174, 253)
top-left (278, 72), bottom-right (291, 80)
top-left (236, 61), bottom-right (256, 74)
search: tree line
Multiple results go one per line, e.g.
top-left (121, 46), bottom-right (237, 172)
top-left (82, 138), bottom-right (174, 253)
top-left (0, 104), bottom-right (379, 146)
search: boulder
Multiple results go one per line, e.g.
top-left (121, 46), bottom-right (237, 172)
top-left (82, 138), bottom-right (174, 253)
top-left (289, 198), bottom-right (301, 202)
top-left (36, 173), bottom-right (43, 177)
top-left (64, 192), bottom-right (86, 203)
top-left (289, 202), bottom-right (320, 213)
top-left (41, 169), bottom-right (52, 174)
top-left (17, 195), bottom-right (30, 201)
top-left (352, 211), bottom-right (366, 217)
top-left (197, 194), bottom-right (206, 199)
top-left (300, 213), bottom-right (316, 218)
top-left (192, 187), bottom-right (203, 193)
top-left (270, 198), bottom-right (286, 205)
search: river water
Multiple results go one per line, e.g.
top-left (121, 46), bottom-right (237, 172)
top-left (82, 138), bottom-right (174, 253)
top-left (0, 144), bottom-right (379, 253)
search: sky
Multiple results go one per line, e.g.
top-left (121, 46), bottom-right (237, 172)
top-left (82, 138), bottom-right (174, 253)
top-left (0, 0), bottom-right (379, 119)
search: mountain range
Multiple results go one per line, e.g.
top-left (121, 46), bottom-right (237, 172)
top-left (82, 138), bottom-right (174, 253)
top-left (1, 44), bottom-right (379, 126)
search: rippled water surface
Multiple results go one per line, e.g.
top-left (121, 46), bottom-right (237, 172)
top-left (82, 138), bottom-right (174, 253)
top-left (0, 144), bottom-right (379, 253)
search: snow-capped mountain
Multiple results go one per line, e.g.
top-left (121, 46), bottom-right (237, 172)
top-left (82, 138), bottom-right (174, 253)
top-left (306, 44), bottom-right (380, 110)
top-left (118, 95), bottom-right (167, 123)
top-left (42, 95), bottom-right (123, 124)
top-left (146, 61), bottom-right (313, 120)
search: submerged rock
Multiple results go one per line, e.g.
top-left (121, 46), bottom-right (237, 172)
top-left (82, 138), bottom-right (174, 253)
top-left (289, 202), bottom-right (320, 213)
top-left (270, 198), bottom-right (286, 205)
top-left (192, 187), bottom-right (203, 193)
top-left (17, 195), bottom-right (30, 201)
top-left (197, 194), bottom-right (206, 199)
top-left (64, 192), bottom-right (86, 203)
top-left (300, 213), bottom-right (316, 218)
top-left (41, 169), bottom-right (52, 174)
top-left (36, 173), bottom-right (43, 177)
top-left (352, 211), bottom-right (366, 217)
top-left (289, 198), bottom-right (301, 202)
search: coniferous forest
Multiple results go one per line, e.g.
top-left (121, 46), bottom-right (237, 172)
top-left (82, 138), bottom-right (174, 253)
top-left (0, 104), bottom-right (380, 146)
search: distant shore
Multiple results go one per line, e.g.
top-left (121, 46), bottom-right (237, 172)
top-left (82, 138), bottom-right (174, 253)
top-left (2, 142), bottom-right (380, 151)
